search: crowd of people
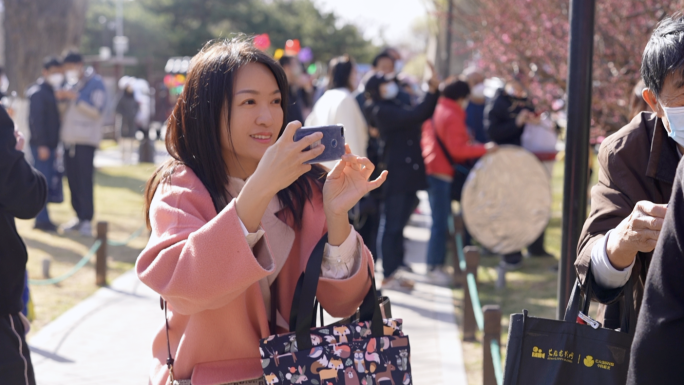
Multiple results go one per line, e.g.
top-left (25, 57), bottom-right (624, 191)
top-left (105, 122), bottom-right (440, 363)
top-left (275, 45), bottom-right (561, 289)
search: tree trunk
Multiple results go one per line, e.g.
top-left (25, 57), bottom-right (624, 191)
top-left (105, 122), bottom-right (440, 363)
top-left (4, 0), bottom-right (88, 95)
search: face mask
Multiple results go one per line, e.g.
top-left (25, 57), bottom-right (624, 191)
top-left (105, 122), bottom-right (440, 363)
top-left (382, 82), bottom-right (399, 100)
top-left (47, 73), bottom-right (64, 88)
top-left (395, 60), bottom-right (405, 73)
top-left (66, 69), bottom-right (80, 84)
top-left (663, 104), bottom-right (684, 147)
top-left (0, 75), bottom-right (8, 94)
top-left (471, 83), bottom-right (485, 99)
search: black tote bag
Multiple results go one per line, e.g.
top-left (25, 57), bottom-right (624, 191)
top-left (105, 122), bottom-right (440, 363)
top-left (503, 270), bottom-right (636, 385)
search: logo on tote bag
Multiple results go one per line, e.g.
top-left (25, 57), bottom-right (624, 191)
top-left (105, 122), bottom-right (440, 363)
top-left (531, 347), bottom-right (546, 359)
top-left (583, 356), bottom-right (595, 367)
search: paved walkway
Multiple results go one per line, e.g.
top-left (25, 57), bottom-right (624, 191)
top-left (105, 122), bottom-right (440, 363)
top-left (29, 218), bottom-right (466, 384)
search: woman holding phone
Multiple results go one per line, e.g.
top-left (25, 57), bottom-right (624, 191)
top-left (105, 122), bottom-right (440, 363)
top-left (137, 38), bottom-right (387, 385)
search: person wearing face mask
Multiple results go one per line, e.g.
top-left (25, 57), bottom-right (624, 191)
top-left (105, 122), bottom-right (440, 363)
top-left (463, 68), bottom-right (490, 143)
top-left (26, 57), bottom-right (64, 232)
top-left (575, 13), bottom-right (684, 332)
top-left (364, 63), bottom-right (440, 291)
top-left (59, 51), bottom-right (107, 237)
top-left (421, 79), bottom-right (498, 284)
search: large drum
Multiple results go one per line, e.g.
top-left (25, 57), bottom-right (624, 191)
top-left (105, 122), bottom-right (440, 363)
top-left (461, 146), bottom-right (552, 254)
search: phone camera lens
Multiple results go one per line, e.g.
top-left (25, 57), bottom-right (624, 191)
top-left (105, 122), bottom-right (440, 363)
top-left (331, 139), bottom-right (338, 148)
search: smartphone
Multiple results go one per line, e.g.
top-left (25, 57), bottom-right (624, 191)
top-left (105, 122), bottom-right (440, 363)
top-left (293, 124), bottom-right (346, 164)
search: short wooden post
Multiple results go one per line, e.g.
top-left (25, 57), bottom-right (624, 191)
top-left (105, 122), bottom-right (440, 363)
top-left (483, 305), bottom-right (502, 385)
top-left (96, 221), bottom-right (108, 286)
top-left (496, 265), bottom-right (507, 289)
top-left (463, 246), bottom-right (480, 341)
top-left (41, 258), bottom-right (51, 279)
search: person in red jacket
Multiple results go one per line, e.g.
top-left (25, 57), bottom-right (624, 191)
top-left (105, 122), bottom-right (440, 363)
top-left (421, 80), bottom-right (497, 281)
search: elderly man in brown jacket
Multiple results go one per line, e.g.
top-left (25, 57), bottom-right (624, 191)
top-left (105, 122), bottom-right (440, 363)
top-left (576, 13), bottom-right (684, 328)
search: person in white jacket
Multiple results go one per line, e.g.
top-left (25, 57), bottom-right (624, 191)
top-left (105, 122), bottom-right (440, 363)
top-left (305, 55), bottom-right (368, 169)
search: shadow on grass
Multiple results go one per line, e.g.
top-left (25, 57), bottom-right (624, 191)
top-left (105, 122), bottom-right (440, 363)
top-left (94, 170), bottom-right (147, 196)
top-left (24, 235), bottom-right (141, 265)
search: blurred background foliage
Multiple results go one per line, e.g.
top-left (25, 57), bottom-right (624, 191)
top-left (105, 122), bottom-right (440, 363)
top-left (81, 0), bottom-right (379, 79)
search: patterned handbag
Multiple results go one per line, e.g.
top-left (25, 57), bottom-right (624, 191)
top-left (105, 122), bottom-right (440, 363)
top-left (260, 235), bottom-right (412, 385)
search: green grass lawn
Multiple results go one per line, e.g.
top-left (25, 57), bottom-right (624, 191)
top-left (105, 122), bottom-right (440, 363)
top-left (457, 156), bottom-right (599, 385)
top-left (17, 163), bottom-right (157, 339)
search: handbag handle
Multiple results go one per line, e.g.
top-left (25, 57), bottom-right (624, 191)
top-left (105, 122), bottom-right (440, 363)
top-left (563, 267), bottom-right (637, 334)
top-left (289, 233), bottom-right (384, 350)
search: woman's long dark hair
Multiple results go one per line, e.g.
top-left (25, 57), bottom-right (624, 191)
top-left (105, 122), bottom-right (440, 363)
top-left (144, 38), bottom-right (325, 229)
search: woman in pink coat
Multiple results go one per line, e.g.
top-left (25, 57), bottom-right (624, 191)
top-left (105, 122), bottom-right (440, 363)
top-left (137, 38), bottom-right (387, 385)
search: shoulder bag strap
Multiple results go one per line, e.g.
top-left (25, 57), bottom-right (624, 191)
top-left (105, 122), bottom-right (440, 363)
top-left (291, 234), bottom-right (384, 350)
top-left (160, 297), bottom-right (176, 383)
top-left (431, 117), bottom-right (457, 166)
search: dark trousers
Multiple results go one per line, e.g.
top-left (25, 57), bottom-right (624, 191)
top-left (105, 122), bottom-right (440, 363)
top-left (503, 231), bottom-right (547, 264)
top-left (427, 176), bottom-right (451, 268)
top-left (65, 144), bottom-right (95, 221)
top-left (527, 231), bottom-right (547, 255)
top-left (356, 204), bottom-right (380, 263)
top-left (379, 192), bottom-right (418, 278)
top-left (30, 146), bottom-right (55, 225)
top-left (0, 314), bottom-right (36, 385)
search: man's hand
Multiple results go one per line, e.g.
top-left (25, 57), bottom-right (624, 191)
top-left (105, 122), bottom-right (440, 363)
top-left (515, 110), bottom-right (529, 127)
top-left (526, 113), bottom-right (541, 125)
top-left (606, 201), bottom-right (667, 269)
top-left (56, 90), bottom-right (78, 100)
top-left (484, 142), bottom-right (499, 153)
top-left (37, 146), bottom-right (50, 161)
top-left (426, 61), bottom-right (440, 93)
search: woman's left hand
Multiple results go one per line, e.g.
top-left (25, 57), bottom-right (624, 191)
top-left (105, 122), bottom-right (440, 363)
top-left (323, 144), bottom-right (388, 217)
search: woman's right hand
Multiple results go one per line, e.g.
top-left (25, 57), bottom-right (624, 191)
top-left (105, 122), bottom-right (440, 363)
top-left (236, 121), bottom-right (325, 232)
top-left (250, 121), bottom-right (325, 195)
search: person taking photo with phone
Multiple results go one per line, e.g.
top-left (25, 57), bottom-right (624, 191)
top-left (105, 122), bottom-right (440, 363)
top-left (363, 62), bottom-right (440, 291)
top-left (137, 38), bottom-right (387, 385)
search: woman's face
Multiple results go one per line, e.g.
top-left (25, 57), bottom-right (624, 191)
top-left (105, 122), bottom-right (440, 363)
top-left (222, 62), bottom-right (284, 178)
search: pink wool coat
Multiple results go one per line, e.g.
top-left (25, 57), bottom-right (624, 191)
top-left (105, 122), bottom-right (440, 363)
top-left (136, 165), bottom-right (374, 385)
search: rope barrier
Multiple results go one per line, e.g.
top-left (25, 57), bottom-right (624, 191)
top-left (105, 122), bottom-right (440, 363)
top-left (467, 272), bottom-right (485, 330)
top-left (454, 223), bottom-right (503, 385)
top-left (106, 225), bottom-right (145, 246)
top-left (455, 231), bottom-right (466, 271)
top-left (28, 240), bottom-right (102, 286)
top-left (491, 339), bottom-right (504, 385)
top-left (28, 225), bottom-right (145, 286)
